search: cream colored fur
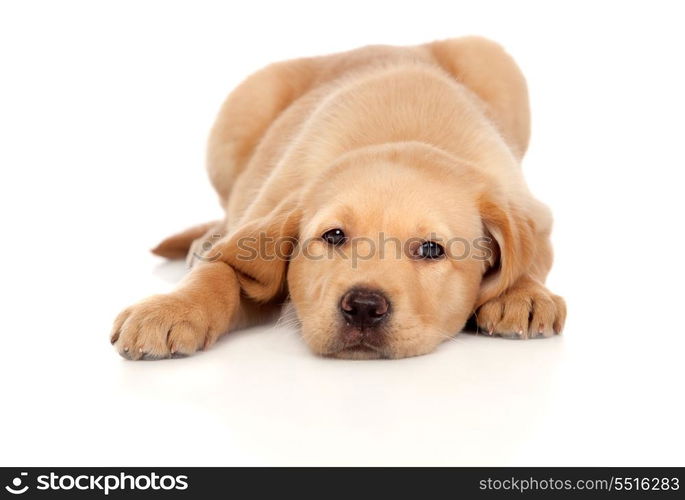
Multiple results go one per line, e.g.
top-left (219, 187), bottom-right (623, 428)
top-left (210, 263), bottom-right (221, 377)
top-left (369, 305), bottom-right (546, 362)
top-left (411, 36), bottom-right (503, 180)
top-left (111, 37), bottom-right (565, 360)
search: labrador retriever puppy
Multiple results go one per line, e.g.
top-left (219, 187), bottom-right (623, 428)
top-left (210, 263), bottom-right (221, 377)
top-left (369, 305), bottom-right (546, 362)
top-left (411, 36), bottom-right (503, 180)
top-left (111, 36), bottom-right (566, 360)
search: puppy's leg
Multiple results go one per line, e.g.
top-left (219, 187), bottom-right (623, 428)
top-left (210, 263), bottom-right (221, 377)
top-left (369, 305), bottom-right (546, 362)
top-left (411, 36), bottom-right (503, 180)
top-left (427, 36), bottom-right (531, 160)
top-left (476, 275), bottom-right (566, 339)
top-left (110, 262), bottom-right (240, 359)
top-left (207, 57), bottom-right (318, 203)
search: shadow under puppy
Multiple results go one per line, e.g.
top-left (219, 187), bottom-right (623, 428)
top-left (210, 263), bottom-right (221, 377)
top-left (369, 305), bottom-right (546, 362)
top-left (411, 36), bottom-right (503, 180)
top-left (111, 36), bottom-right (566, 360)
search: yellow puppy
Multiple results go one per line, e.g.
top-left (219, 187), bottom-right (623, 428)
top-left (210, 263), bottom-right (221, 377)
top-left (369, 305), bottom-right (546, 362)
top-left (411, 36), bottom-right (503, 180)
top-left (111, 37), bottom-right (566, 360)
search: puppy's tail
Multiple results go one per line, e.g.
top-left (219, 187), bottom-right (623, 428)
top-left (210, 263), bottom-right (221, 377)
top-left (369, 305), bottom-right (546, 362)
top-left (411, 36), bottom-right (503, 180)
top-left (150, 220), bottom-right (222, 259)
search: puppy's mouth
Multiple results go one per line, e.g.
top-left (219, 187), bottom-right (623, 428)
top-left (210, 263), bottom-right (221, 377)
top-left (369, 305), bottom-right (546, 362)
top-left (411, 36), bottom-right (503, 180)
top-left (329, 341), bottom-right (386, 360)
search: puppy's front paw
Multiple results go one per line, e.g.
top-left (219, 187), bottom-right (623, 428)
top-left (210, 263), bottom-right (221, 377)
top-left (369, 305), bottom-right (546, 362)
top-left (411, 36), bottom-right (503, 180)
top-left (110, 294), bottom-right (211, 360)
top-left (476, 283), bottom-right (566, 339)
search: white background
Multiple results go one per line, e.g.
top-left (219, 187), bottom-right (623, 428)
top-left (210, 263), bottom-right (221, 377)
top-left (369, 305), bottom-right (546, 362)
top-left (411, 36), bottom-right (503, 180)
top-left (1, 0), bottom-right (684, 466)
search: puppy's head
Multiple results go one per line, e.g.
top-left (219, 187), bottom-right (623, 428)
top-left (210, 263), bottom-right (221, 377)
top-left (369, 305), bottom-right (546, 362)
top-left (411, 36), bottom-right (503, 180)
top-left (225, 143), bottom-right (535, 359)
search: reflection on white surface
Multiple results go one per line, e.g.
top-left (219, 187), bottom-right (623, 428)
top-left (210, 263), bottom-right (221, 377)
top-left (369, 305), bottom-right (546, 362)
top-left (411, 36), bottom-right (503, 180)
top-left (114, 327), bottom-right (563, 465)
top-left (152, 260), bottom-right (189, 284)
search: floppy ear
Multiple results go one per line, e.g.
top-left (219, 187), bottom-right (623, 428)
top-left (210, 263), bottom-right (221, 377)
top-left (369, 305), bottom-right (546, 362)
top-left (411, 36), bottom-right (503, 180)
top-left (476, 194), bottom-right (537, 306)
top-left (213, 196), bottom-right (302, 303)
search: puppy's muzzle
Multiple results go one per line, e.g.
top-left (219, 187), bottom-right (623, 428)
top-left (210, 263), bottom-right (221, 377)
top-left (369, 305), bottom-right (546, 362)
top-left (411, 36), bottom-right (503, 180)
top-left (339, 288), bottom-right (389, 344)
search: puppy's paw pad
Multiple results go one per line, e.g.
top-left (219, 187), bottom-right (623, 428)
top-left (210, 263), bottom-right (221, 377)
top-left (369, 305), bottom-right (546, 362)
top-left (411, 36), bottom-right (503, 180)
top-left (110, 294), bottom-right (208, 360)
top-left (477, 286), bottom-right (566, 339)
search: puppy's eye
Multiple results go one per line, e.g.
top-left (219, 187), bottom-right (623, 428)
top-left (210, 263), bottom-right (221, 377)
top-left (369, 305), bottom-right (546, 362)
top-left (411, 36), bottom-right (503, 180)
top-left (322, 228), bottom-right (346, 246)
top-left (417, 241), bottom-right (445, 259)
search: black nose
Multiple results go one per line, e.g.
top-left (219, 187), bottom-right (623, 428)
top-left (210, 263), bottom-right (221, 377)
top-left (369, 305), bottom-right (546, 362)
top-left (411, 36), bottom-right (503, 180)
top-left (340, 288), bottom-right (390, 329)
